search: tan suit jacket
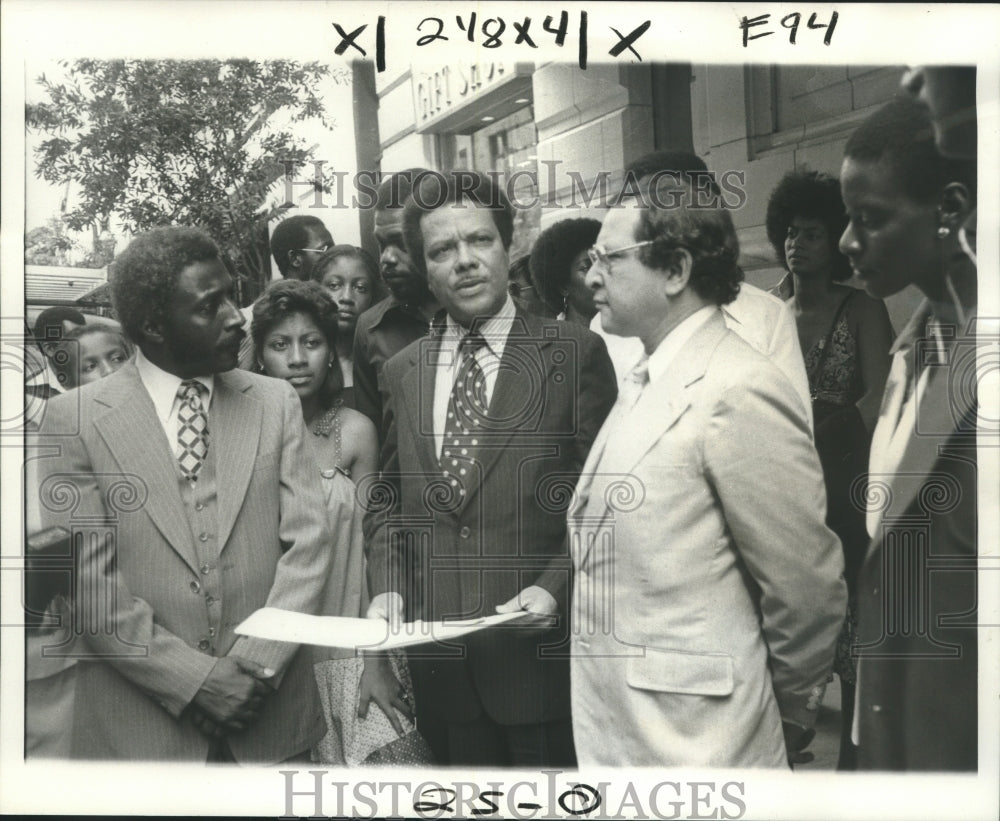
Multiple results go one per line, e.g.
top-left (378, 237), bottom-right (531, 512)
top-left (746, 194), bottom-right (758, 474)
top-left (30, 364), bottom-right (334, 761)
top-left (569, 310), bottom-right (846, 767)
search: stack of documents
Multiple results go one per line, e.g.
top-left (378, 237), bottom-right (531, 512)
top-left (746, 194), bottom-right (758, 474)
top-left (235, 608), bottom-right (533, 649)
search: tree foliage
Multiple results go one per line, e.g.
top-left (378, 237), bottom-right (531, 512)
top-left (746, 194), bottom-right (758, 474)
top-left (26, 59), bottom-right (348, 302)
top-left (25, 218), bottom-right (76, 266)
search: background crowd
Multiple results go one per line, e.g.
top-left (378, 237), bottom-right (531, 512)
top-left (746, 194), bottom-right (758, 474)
top-left (23, 65), bottom-right (979, 773)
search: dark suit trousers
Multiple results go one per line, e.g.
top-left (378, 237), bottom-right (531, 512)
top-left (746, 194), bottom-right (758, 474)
top-left (423, 712), bottom-right (576, 768)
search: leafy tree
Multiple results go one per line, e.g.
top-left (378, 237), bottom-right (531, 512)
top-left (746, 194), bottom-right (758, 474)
top-left (24, 217), bottom-right (77, 266)
top-left (27, 59), bottom-right (348, 303)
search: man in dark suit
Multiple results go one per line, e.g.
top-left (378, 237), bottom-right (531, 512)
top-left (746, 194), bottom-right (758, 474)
top-left (30, 226), bottom-right (334, 762)
top-left (363, 171), bottom-right (617, 766)
top-left (353, 169), bottom-right (442, 444)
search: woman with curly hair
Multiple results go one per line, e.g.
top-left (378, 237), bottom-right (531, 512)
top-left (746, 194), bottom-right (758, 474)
top-left (765, 168), bottom-right (894, 770)
top-left (529, 218), bottom-right (602, 325)
top-left (252, 279), bottom-right (431, 766)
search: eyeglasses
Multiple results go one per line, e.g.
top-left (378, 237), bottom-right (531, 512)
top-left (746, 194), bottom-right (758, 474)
top-left (293, 243), bottom-right (333, 255)
top-left (587, 240), bottom-right (654, 269)
top-left (508, 282), bottom-right (536, 298)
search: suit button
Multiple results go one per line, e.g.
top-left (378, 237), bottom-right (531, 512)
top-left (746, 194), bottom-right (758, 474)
top-left (200, 564), bottom-right (211, 575)
top-left (459, 526), bottom-right (471, 539)
top-left (198, 532), bottom-right (209, 542)
top-left (190, 581), bottom-right (201, 594)
top-left (871, 704), bottom-right (882, 713)
top-left (195, 502), bottom-right (205, 511)
top-left (198, 638), bottom-right (210, 651)
top-left (206, 596), bottom-right (215, 606)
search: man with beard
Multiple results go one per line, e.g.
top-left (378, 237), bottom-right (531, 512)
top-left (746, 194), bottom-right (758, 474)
top-left (353, 169), bottom-right (442, 443)
top-left (29, 226), bottom-right (334, 762)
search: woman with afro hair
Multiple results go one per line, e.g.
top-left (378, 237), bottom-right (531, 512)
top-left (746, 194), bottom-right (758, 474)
top-left (766, 168), bottom-right (894, 770)
top-left (528, 218), bottom-right (602, 326)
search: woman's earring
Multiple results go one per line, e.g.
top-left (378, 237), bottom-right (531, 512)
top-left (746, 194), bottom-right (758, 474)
top-left (937, 225), bottom-right (951, 238)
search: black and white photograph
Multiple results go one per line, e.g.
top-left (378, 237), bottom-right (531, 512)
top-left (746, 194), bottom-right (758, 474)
top-left (2, 1), bottom-right (998, 818)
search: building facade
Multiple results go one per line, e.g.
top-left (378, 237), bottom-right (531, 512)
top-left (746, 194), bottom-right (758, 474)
top-left (371, 59), bottom-right (920, 330)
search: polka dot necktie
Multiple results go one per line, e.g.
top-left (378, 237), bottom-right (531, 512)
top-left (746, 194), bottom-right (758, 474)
top-left (440, 332), bottom-right (489, 498)
top-left (176, 380), bottom-right (209, 482)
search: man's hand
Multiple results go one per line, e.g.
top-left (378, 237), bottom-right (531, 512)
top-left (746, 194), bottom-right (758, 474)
top-left (366, 592), bottom-right (404, 630)
top-left (189, 708), bottom-right (226, 740)
top-left (191, 655), bottom-right (275, 732)
top-left (358, 653), bottom-right (413, 737)
top-left (782, 720), bottom-right (816, 767)
top-left (495, 585), bottom-right (558, 628)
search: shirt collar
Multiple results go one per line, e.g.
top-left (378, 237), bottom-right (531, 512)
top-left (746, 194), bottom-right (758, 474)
top-left (647, 305), bottom-right (717, 385)
top-left (370, 294), bottom-right (433, 330)
top-left (442, 294), bottom-right (517, 358)
top-left (134, 347), bottom-right (214, 422)
top-left (889, 301), bottom-right (934, 357)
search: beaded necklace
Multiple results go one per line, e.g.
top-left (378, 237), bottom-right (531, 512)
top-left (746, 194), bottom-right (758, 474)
top-left (310, 397), bottom-right (348, 477)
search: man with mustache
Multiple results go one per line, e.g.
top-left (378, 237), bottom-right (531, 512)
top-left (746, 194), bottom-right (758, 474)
top-left (353, 169), bottom-right (442, 444)
top-left (29, 226), bottom-right (334, 762)
top-left (569, 166), bottom-right (844, 768)
top-left (363, 171), bottom-right (617, 766)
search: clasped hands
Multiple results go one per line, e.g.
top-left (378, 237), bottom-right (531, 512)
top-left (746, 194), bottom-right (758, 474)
top-left (189, 655), bottom-right (276, 740)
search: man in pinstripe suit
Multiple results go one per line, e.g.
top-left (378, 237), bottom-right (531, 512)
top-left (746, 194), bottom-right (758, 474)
top-left (30, 227), bottom-right (335, 762)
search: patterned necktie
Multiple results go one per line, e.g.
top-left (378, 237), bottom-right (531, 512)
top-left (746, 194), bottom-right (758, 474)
top-left (176, 380), bottom-right (209, 482)
top-left (440, 332), bottom-right (489, 497)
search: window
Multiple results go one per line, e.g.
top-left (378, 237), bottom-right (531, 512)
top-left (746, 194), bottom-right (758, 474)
top-left (748, 64), bottom-right (905, 155)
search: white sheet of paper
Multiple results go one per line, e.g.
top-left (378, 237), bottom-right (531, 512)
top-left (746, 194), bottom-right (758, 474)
top-left (234, 607), bottom-right (535, 649)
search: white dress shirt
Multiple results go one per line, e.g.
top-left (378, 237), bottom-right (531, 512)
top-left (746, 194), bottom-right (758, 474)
top-left (134, 348), bottom-right (214, 460)
top-left (432, 295), bottom-right (517, 459)
top-left (865, 318), bottom-right (943, 537)
top-left (591, 281), bottom-right (813, 429)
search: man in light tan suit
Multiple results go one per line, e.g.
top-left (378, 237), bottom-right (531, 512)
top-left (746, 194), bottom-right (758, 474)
top-left (568, 160), bottom-right (846, 767)
top-left (29, 227), bottom-right (335, 762)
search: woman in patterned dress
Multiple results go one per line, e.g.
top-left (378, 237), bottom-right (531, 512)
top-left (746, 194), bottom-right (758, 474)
top-left (766, 169), bottom-right (894, 770)
top-left (252, 279), bottom-right (430, 765)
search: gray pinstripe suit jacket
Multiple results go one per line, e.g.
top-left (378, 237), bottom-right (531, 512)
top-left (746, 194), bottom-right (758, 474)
top-left (31, 363), bottom-right (335, 762)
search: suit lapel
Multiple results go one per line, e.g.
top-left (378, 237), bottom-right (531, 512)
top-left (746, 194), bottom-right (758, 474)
top-left (401, 336), bottom-right (442, 481)
top-left (882, 357), bottom-right (975, 524)
top-left (464, 313), bottom-right (549, 508)
top-left (863, 306), bottom-right (978, 566)
top-left (579, 313), bottom-right (728, 527)
top-left (212, 369), bottom-right (262, 552)
top-left (92, 364), bottom-right (200, 574)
